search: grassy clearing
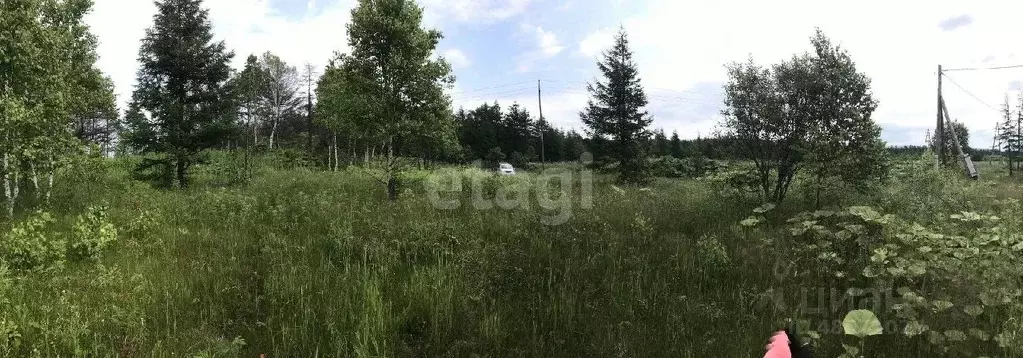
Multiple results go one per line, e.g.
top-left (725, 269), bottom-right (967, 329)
top-left (1, 155), bottom-right (1022, 356)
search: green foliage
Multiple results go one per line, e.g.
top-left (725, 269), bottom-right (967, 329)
top-left (722, 29), bottom-right (888, 203)
top-left (705, 163), bottom-right (761, 198)
top-left (771, 198), bottom-right (1023, 356)
top-left (125, 0), bottom-right (236, 188)
top-left (0, 211), bottom-right (63, 270)
top-left (842, 309), bottom-right (883, 338)
top-left (1, 205), bottom-right (117, 271)
top-left (996, 95), bottom-right (1022, 176)
top-left (649, 156), bottom-right (718, 178)
top-left (580, 27), bottom-right (652, 185)
top-left (484, 147), bottom-right (505, 170)
top-left (0, 0), bottom-right (113, 217)
top-left (931, 120), bottom-right (971, 160)
top-left (67, 206), bottom-right (117, 262)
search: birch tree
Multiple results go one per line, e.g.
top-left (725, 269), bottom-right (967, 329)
top-left (258, 52), bottom-right (302, 150)
top-left (318, 0), bottom-right (455, 200)
top-left (1, 0), bottom-right (113, 217)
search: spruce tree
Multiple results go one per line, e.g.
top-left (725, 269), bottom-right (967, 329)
top-left (669, 130), bottom-right (682, 158)
top-left (653, 129), bottom-right (669, 157)
top-left (1000, 96), bottom-right (1020, 176)
top-left (580, 27), bottom-right (653, 184)
top-left (127, 0), bottom-right (235, 188)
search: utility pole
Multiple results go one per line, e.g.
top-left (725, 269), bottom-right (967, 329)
top-left (937, 65), bottom-right (947, 166)
top-left (538, 79), bottom-right (545, 171)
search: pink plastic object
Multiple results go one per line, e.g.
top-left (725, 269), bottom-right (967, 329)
top-left (763, 330), bottom-right (791, 358)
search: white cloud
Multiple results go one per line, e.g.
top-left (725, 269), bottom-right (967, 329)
top-left (516, 25), bottom-right (565, 73)
top-left (575, 0), bottom-right (1023, 145)
top-left (442, 49), bottom-right (472, 68)
top-left (86, 0), bottom-right (357, 111)
top-left (578, 28), bottom-right (613, 58)
top-left (536, 27), bottom-right (564, 57)
top-left (420, 0), bottom-right (533, 24)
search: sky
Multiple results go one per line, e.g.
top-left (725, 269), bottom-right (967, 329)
top-left (86, 0), bottom-right (1023, 147)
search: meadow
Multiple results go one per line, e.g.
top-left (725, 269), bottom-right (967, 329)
top-left (1, 152), bottom-right (1022, 357)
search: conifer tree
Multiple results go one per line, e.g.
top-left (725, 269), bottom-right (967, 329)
top-left (580, 27), bottom-right (653, 184)
top-left (126, 0), bottom-right (235, 188)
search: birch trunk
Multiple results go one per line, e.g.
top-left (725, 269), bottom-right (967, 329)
top-left (2, 152), bottom-right (13, 218)
top-left (333, 135), bottom-right (340, 171)
top-left (30, 161), bottom-right (39, 198)
top-left (269, 114), bottom-right (279, 150)
top-left (45, 158), bottom-right (54, 204)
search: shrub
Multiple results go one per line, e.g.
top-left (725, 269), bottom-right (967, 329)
top-left (67, 206), bottom-right (118, 262)
top-left (771, 205), bottom-right (1023, 356)
top-left (649, 156), bottom-right (718, 178)
top-left (706, 164), bottom-right (761, 197)
top-left (0, 211), bottom-right (64, 270)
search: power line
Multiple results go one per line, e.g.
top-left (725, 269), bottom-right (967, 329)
top-left (940, 73), bottom-right (1002, 113)
top-left (449, 81), bottom-right (534, 95)
top-left (943, 64), bottom-right (1023, 72)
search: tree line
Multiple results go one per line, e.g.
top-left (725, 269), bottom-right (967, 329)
top-left (1, 0), bottom-right (118, 218)
top-left (4, 0), bottom-right (902, 209)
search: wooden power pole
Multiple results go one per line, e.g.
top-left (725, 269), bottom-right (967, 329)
top-left (937, 65), bottom-right (947, 166)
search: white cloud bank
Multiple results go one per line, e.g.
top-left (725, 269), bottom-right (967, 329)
top-left (87, 0), bottom-right (357, 110)
top-left (573, 0), bottom-right (1023, 144)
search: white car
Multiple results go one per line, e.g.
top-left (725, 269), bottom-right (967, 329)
top-left (498, 162), bottom-right (516, 175)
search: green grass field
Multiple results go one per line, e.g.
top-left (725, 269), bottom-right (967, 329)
top-left (1, 154), bottom-right (1022, 357)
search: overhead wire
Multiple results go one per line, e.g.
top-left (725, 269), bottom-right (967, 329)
top-left (942, 64), bottom-right (1023, 73)
top-left (941, 73), bottom-right (1003, 113)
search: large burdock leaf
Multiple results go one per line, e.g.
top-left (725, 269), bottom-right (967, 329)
top-left (843, 309), bottom-right (883, 338)
top-left (903, 320), bottom-right (928, 337)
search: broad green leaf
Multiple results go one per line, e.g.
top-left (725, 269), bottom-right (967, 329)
top-left (932, 300), bottom-right (953, 312)
top-left (842, 309), bottom-right (883, 338)
top-left (964, 305), bottom-right (983, 317)
top-left (907, 262), bottom-right (926, 276)
top-left (862, 265), bottom-right (882, 278)
top-left (903, 320), bottom-right (928, 337)
top-left (739, 217), bottom-right (760, 227)
top-left (752, 203), bottom-right (775, 213)
top-left (926, 330), bottom-right (945, 345)
top-left (944, 330), bottom-right (967, 342)
top-left (970, 328), bottom-right (990, 341)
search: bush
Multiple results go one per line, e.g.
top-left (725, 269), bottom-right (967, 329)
top-left (649, 156), bottom-right (718, 178)
top-left (706, 164), bottom-right (761, 197)
top-left (0, 211), bottom-right (63, 270)
top-left (1, 206), bottom-right (118, 271)
top-left (764, 205), bottom-right (1023, 356)
top-left (265, 148), bottom-right (314, 170)
top-left (67, 206), bottom-right (118, 262)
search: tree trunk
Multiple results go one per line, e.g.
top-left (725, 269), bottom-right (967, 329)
top-left (176, 158), bottom-right (188, 189)
top-left (332, 134), bottom-right (339, 171)
top-left (30, 161), bottom-right (39, 199)
top-left (350, 139), bottom-right (355, 167)
top-left (327, 139), bottom-right (334, 171)
top-left (252, 118), bottom-right (259, 148)
top-left (269, 115), bottom-right (279, 150)
top-left (386, 136), bottom-right (398, 201)
top-left (45, 157), bottom-right (54, 204)
top-left (2, 152), bottom-right (14, 218)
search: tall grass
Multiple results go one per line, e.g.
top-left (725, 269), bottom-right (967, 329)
top-left (0, 155), bottom-right (1019, 356)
